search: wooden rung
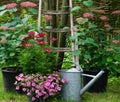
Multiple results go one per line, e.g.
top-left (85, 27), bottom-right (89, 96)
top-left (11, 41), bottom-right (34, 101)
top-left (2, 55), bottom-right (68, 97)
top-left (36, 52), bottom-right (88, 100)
top-left (42, 10), bottom-right (69, 15)
top-left (54, 47), bottom-right (72, 52)
top-left (44, 28), bottom-right (70, 33)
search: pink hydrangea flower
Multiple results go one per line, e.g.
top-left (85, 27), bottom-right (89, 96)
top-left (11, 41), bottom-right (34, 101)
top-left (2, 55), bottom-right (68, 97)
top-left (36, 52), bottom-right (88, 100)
top-left (99, 15), bottom-right (108, 21)
top-left (83, 12), bottom-right (94, 19)
top-left (111, 10), bottom-right (120, 14)
top-left (20, 2), bottom-right (37, 8)
top-left (93, 9), bottom-right (106, 14)
top-left (44, 15), bottom-right (52, 21)
top-left (6, 3), bottom-right (17, 9)
top-left (104, 24), bottom-right (111, 28)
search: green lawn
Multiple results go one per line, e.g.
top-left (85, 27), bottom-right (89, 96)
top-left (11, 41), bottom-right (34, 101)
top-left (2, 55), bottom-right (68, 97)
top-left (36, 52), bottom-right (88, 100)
top-left (0, 72), bottom-right (120, 102)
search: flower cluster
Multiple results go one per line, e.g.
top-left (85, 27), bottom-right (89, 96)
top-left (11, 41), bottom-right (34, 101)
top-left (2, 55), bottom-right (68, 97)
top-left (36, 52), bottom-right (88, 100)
top-left (21, 31), bottom-right (57, 53)
top-left (15, 72), bottom-right (67, 101)
top-left (6, 2), bottom-right (37, 9)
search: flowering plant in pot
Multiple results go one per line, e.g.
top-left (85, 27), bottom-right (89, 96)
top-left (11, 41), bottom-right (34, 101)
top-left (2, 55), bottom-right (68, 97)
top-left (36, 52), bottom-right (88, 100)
top-left (0, 1), bottom-right (38, 69)
top-left (15, 72), bottom-right (67, 102)
top-left (70, 0), bottom-right (120, 92)
top-left (18, 31), bottom-right (57, 75)
top-left (0, 1), bottom-right (38, 91)
top-left (0, 28), bottom-right (23, 91)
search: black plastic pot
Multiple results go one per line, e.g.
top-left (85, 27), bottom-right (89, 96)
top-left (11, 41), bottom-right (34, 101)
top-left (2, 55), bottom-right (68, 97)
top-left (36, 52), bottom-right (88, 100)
top-left (83, 69), bottom-right (109, 93)
top-left (1, 67), bottom-right (22, 92)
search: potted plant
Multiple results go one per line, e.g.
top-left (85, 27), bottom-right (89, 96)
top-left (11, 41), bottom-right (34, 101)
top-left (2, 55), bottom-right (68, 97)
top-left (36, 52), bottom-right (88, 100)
top-left (70, 0), bottom-right (120, 92)
top-left (0, 1), bottom-right (38, 91)
top-left (0, 30), bottom-right (23, 91)
top-left (18, 31), bottom-right (57, 75)
top-left (15, 72), bottom-right (67, 102)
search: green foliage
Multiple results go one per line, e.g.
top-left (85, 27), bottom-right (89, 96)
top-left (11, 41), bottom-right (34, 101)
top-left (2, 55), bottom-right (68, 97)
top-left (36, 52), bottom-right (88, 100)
top-left (0, 1), bottom-right (38, 68)
top-left (18, 45), bottom-right (57, 75)
top-left (0, 30), bottom-right (23, 66)
top-left (70, 0), bottom-right (120, 76)
top-left (83, 0), bottom-right (93, 7)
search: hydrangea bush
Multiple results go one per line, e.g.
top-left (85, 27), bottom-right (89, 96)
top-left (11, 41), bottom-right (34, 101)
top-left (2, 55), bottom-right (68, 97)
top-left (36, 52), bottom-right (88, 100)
top-left (15, 72), bottom-right (67, 101)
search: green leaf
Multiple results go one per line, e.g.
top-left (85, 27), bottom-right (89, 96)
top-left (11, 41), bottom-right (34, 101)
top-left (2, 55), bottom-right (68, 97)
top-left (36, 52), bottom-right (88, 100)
top-left (83, 0), bottom-right (93, 7)
top-left (69, 33), bottom-right (80, 41)
top-left (77, 0), bottom-right (82, 2)
top-left (72, 50), bottom-right (81, 55)
top-left (28, 8), bottom-right (38, 14)
top-left (22, 14), bottom-right (31, 23)
top-left (0, 10), bottom-right (7, 16)
top-left (107, 57), bottom-right (113, 62)
top-left (84, 52), bottom-right (91, 59)
top-left (76, 18), bottom-right (88, 25)
top-left (10, 52), bottom-right (15, 57)
top-left (85, 38), bottom-right (94, 43)
top-left (85, 38), bottom-right (98, 46)
top-left (45, 26), bottom-right (53, 29)
top-left (114, 55), bottom-right (120, 61)
top-left (88, 23), bottom-right (97, 29)
top-left (0, 5), bottom-right (6, 10)
top-left (8, 8), bottom-right (17, 13)
top-left (71, 6), bottom-right (81, 12)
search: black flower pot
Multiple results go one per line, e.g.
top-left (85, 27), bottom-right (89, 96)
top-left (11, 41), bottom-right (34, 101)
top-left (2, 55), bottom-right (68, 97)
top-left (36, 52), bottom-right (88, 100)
top-left (83, 69), bottom-right (109, 93)
top-left (1, 66), bottom-right (22, 92)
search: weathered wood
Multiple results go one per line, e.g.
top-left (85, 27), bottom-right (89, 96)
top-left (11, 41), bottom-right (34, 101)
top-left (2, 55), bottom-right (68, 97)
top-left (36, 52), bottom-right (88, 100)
top-left (44, 28), bottom-right (70, 33)
top-left (42, 10), bottom-right (69, 15)
top-left (54, 47), bottom-right (72, 52)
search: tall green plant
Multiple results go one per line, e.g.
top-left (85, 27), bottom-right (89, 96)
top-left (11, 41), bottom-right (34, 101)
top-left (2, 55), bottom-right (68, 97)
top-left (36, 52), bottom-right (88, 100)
top-left (70, 0), bottom-right (120, 76)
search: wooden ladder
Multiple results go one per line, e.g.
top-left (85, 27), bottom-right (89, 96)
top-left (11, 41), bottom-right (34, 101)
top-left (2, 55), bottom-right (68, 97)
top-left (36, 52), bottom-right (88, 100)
top-left (38, 0), bottom-right (79, 65)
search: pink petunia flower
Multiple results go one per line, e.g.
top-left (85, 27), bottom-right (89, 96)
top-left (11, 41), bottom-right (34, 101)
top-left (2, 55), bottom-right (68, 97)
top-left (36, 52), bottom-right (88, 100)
top-left (16, 86), bottom-right (20, 90)
top-left (32, 97), bottom-right (36, 101)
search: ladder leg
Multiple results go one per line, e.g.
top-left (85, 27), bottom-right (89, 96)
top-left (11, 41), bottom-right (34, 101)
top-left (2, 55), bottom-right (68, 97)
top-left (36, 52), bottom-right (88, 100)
top-left (38, 0), bottom-right (42, 32)
top-left (69, 0), bottom-right (79, 66)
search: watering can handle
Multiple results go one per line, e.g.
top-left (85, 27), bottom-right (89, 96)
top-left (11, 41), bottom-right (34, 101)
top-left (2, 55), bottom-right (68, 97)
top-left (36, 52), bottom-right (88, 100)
top-left (59, 61), bottom-right (83, 72)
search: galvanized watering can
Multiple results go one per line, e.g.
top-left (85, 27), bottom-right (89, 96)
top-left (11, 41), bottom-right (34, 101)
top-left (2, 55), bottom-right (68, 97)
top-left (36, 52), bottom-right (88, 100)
top-left (59, 61), bottom-right (104, 102)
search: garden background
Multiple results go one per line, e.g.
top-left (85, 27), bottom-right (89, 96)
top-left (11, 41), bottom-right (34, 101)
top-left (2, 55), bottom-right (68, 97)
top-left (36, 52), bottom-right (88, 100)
top-left (0, 0), bottom-right (120, 102)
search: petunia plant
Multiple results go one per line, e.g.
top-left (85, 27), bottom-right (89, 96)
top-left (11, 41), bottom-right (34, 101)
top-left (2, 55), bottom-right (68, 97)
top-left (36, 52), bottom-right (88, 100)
top-left (18, 31), bottom-right (57, 75)
top-left (15, 72), bottom-right (67, 101)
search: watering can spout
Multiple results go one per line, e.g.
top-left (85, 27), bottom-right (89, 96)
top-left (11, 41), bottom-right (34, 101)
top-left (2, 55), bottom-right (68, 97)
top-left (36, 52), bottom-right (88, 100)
top-left (80, 70), bottom-right (104, 95)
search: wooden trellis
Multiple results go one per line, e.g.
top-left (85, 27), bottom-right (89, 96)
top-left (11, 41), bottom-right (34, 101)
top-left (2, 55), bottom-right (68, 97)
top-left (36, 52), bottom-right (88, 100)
top-left (38, 0), bottom-right (79, 65)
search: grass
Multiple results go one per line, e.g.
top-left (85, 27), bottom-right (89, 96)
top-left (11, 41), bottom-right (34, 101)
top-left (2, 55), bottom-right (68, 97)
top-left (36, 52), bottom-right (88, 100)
top-left (0, 72), bottom-right (120, 102)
